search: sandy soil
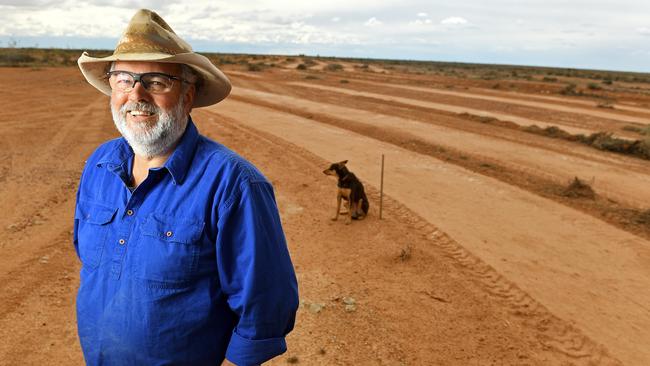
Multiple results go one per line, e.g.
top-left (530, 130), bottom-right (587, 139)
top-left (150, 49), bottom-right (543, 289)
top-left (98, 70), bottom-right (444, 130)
top-left (2, 64), bottom-right (649, 365)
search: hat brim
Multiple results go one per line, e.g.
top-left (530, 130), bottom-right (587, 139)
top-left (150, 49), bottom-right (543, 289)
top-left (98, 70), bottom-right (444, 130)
top-left (78, 51), bottom-right (231, 108)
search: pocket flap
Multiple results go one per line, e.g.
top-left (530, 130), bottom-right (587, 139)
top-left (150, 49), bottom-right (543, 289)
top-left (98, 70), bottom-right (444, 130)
top-left (141, 214), bottom-right (205, 244)
top-left (75, 201), bottom-right (117, 225)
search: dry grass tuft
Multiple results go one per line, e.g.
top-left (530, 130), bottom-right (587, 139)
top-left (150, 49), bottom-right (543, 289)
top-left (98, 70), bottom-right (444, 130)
top-left (563, 177), bottom-right (595, 199)
top-left (636, 209), bottom-right (650, 226)
top-left (522, 125), bottom-right (573, 139)
top-left (398, 246), bottom-right (412, 262)
top-left (324, 63), bottom-right (343, 72)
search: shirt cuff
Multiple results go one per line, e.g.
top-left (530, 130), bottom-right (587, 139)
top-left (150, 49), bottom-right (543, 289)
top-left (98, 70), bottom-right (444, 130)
top-left (225, 331), bottom-right (287, 366)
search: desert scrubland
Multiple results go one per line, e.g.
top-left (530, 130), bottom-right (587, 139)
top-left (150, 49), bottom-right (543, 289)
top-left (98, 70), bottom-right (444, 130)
top-left (1, 50), bottom-right (649, 365)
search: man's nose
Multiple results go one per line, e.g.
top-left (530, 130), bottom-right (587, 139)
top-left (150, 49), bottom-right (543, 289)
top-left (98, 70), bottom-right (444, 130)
top-left (128, 80), bottom-right (151, 101)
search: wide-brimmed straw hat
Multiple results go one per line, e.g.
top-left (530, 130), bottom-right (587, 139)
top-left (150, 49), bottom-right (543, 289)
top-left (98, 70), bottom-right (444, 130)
top-left (78, 8), bottom-right (231, 108)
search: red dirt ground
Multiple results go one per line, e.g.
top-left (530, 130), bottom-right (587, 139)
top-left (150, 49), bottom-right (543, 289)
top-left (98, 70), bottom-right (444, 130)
top-left (1, 63), bottom-right (649, 365)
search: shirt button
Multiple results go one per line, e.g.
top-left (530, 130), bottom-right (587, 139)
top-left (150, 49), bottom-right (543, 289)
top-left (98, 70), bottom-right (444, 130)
top-left (126, 209), bottom-right (134, 216)
top-left (165, 231), bottom-right (173, 237)
top-left (118, 239), bottom-right (126, 245)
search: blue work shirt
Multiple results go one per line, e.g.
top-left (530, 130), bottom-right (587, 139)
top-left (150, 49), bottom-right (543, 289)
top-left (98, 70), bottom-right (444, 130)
top-left (73, 118), bottom-right (299, 366)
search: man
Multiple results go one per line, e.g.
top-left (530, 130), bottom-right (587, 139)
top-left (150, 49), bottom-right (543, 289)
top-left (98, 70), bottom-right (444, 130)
top-left (74, 9), bottom-right (299, 366)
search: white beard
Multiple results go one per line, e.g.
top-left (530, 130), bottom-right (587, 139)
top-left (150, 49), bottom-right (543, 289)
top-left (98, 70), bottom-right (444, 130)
top-left (111, 97), bottom-right (188, 159)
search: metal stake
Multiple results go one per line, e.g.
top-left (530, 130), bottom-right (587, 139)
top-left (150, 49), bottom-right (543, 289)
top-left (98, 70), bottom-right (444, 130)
top-left (379, 154), bottom-right (384, 219)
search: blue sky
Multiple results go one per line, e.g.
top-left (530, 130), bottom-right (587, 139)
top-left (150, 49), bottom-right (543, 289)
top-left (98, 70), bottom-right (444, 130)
top-left (2, 0), bottom-right (650, 72)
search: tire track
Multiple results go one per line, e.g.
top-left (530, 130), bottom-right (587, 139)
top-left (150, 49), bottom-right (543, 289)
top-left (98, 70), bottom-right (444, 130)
top-left (378, 197), bottom-right (618, 365)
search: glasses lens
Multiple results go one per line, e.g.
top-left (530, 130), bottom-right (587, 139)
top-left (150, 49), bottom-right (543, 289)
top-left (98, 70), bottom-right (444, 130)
top-left (142, 74), bottom-right (174, 93)
top-left (109, 72), bottom-right (135, 92)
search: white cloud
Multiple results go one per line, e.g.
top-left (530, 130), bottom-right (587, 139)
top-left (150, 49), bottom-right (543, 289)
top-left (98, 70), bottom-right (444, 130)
top-left (637, 27), bottom-right (650, 35)
top-left (441, 16), bottom-right (468, 26)
top-left (364, 17), bottom-right (382, 26)
top-left (412, 37), bottom-right (440, 45)
top-left (409, 19), bottom-right (432, 26)
top-left (2, 1), bottom-right (650, 72)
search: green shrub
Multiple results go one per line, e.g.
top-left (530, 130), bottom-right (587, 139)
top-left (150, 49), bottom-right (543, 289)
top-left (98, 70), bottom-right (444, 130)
top-left (622, 125), bottom-right (643, 133)
top-left (587, 83), bottom-right (602, 90)
top-left (247, 62), bottom-right (263, 72)
top-left (0, 52), bottom-right (36, 66)
top-left (521, 125), bottom-right (572, 139)
top-left (588, 132), bottom-right (629, 152)
top-left (560, 83), bottom-right (579, 95)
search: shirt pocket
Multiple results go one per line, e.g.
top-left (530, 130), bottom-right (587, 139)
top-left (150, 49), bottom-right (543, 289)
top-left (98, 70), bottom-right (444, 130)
top-left (136, 213), bottom-right (205, 288)
top-left (75, 201), bottom-right (117, 270)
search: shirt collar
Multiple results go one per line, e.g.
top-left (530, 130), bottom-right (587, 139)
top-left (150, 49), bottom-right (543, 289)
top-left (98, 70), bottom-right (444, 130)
top-left (164, 117), bottom-right (199, 185)
top-left (95, 116), bottom-right (200, 186)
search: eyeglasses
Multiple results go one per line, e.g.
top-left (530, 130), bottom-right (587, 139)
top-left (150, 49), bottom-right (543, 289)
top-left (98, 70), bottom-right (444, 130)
top-left (106, 70), bottom-right (191, 94)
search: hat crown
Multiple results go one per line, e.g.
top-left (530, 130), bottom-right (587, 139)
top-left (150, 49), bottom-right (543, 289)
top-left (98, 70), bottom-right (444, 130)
top-left (114, 9), bottom-right (192, 56)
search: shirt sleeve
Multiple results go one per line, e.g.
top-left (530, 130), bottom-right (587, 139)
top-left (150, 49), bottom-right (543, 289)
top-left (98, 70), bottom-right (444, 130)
top-left (73, 168), bottom-right (83, 260)
top-left (216, 180), bottom-right (299, 366)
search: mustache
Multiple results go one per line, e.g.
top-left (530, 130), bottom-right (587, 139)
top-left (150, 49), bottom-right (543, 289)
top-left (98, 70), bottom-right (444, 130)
top-left (119, 101), bottom-right (160, 114)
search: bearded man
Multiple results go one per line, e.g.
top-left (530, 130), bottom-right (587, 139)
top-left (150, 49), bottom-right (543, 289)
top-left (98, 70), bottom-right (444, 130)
top-left (73, 9), bottom-right (298, 366)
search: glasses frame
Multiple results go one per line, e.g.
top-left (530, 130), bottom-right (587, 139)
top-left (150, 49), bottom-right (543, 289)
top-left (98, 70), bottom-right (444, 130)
top-left (106, 70), bottom-right (191, 94)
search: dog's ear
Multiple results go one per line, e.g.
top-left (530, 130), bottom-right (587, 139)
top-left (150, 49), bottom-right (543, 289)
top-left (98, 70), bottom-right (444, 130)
top-left (338, 160), bottom-right (348, 166)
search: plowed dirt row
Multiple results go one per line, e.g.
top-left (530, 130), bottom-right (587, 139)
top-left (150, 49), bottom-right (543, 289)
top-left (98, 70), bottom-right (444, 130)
top-left (232, 76), bottom-right (647, 171)
top-left (289, 82), bottom-right (597, 136)
top-left (206, 98), bottom-right (650, 366)
top-left (351, 79), bottom-right (650, 125)
top-left (232, 86), bottom-right (650, 209)
top-left (304, 68), bottom-right (650, 114)
top-left (465, 87), bottom-right (650, 116)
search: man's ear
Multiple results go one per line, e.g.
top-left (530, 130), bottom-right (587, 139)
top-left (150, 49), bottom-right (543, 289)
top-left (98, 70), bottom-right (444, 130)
top-left (183, 84), bottom-right (196, 114)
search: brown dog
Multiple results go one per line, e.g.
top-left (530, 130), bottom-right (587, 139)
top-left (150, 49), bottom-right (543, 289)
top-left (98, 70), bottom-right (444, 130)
top-left (323, 160), bottom-right (369, 224)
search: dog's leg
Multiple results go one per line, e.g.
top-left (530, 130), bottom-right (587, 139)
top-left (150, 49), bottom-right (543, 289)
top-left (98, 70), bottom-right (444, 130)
top-left (347, 200), bottom-right (355, 224)
top-left (356, 199), bottom-right (366, 219)
top-left (332, 193), bottom-right (342, 221)
top-left (340, 199), bottom-right (349, 214)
